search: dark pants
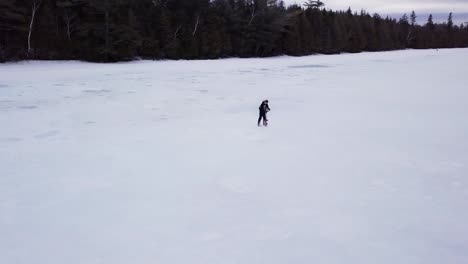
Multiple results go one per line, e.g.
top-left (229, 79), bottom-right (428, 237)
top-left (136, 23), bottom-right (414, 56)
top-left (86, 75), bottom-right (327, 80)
top-left (258, 111), bottom-right (267, 125)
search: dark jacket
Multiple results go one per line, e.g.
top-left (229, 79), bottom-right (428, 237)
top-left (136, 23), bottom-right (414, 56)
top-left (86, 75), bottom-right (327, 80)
top-left (259, 101), bottom-right (270, 113)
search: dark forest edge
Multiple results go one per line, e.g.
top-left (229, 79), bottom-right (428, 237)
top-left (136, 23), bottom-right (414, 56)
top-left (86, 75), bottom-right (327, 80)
top-left (1, 0), bottom-right (468, 63)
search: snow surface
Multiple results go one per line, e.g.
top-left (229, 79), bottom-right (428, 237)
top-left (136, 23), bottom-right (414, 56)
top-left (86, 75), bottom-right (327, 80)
top-left (1, 49), bottom-right (468, 264)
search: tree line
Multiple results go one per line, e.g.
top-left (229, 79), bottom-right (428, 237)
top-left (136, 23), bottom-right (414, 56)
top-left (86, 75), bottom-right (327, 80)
top-left (1, 0), bottom-right (467, 62)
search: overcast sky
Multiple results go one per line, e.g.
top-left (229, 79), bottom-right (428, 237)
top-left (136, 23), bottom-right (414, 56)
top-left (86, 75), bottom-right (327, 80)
top-left (283, 0), bottom-right (468, 24)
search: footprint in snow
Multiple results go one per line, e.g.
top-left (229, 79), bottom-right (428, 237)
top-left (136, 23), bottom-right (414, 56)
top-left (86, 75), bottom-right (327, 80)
top-left (18, 105), bottom-right (38, 110)
top-left (82, 89), bottom-right (111, 94)
top-left (34, 130), bottom-right (60, 139)
top-left (1, 137), bottom-right (23, 142)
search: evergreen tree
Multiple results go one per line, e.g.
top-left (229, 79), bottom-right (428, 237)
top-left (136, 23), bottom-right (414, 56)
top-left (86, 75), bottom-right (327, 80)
top-left (427, 14), bottom-right (434, 30)
top-left (446, 12), bottom-right (455, 47)
top-left (0, 0), bottom-right (26, 31)
top-left (410, 11), bottom-right (416, 26)
top-left (0, 0), bottom-right (27, 60)
top-left (77, 0), bottom-right (142, 61)
top-left (399, 14), bottom-right (409, 25)
top-left (447, 12), bottom-right (453, 31)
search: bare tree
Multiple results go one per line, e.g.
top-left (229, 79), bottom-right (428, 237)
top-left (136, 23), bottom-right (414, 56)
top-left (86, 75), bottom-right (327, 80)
top-left (27, 0), bottom-right (42, 55)
top-left (56, 0), bottom-right (85, 41)
top-left (64, 9), bottom-right (76, 41)
top-left (248, 0), bottom-right (256, 26)
top-left (174, 25), bottom-right (182, 41)
top-left (192, 14), bottom-right (200, 36)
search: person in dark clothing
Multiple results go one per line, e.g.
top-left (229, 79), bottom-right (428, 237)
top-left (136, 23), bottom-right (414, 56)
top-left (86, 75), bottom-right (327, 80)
top-left (258, 100), bottom-right (270, 126)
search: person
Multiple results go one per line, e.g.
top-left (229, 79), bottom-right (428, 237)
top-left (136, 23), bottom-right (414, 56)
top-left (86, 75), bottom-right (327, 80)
top-left (258, 100), bottom-right (270, 126)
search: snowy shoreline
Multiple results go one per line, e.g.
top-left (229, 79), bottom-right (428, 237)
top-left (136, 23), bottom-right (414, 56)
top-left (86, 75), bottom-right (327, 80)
top-left (1, 47), bottom-right (465, 66)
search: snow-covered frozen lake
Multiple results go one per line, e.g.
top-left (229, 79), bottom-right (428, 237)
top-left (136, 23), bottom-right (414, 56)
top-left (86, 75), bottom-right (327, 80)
top-left (1, 49), bottom-right (468, 264)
